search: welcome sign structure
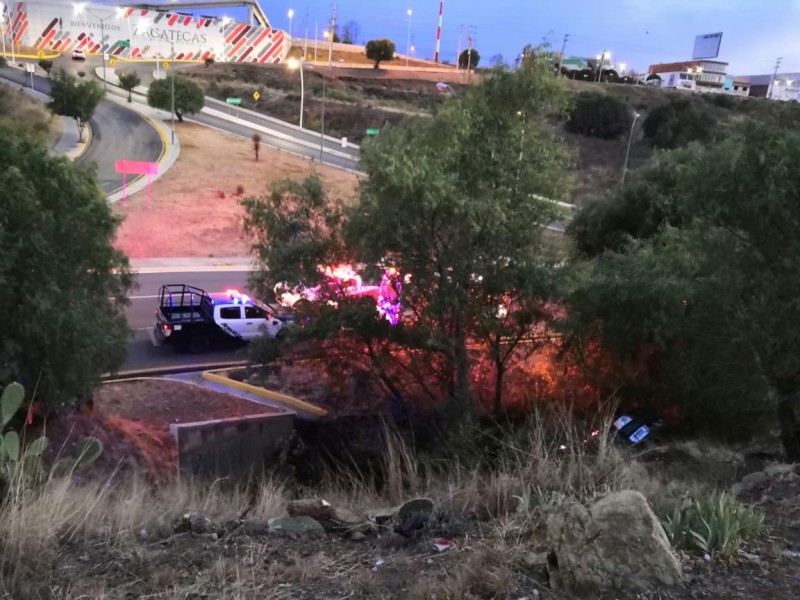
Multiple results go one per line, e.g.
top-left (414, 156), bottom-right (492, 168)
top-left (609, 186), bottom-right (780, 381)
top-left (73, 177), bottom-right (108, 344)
top-left (8, 1), bottom-right (287, 63)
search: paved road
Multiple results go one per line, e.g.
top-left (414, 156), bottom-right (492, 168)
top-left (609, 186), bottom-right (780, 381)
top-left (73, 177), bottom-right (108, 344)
top-left (0, 63), bottom-right (163, 195)
top-left (121, 270), bottom-right (252, 372)
top-left (117, 62), bottom-right (361, 171)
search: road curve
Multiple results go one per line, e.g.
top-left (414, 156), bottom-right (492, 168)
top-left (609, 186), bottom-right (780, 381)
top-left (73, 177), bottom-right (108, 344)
top-left (0, 67), bottom-right (163, 196)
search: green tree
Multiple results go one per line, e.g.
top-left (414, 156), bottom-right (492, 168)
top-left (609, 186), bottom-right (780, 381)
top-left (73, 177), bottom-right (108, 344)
top-left (47, 68), bottom-right (105, 142)
top-left (567, 122), bottom-right (800, 459)
top-left (642, 97), bottom-right (717, 149)
top-left (0, 127), bottom-right (134, 411)
top-left (566, 91), bottom-right (634, 140)
top-left (365, 39), bottom-right (396, 69)
top-left (458, 48), bottom-right (480, 69)
top-left (243, 53), bottom-right (573, 420)
top-left (37, 59), bottom-right (54, 76)
top-left (348, 53), bottom-right (572, 418)
top-left (147, 75), bottom-right (204, 122)
top-left (117, 71), bottom-right (141, 103)
top-left (0, 56), bottom-right (7, 68)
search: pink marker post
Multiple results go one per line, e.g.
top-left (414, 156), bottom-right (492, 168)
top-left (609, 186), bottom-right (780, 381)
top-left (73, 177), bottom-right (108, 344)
top-left (115, 160), bottom-right (159, 208)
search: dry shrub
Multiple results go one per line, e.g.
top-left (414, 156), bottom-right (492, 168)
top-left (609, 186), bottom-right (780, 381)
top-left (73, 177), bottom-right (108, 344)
top-left (410, 550), bottom-right (515, 600)
top-left (441, 406), bottom-right (654, 519)
top-left (236, 184), bottom-right (245, 195)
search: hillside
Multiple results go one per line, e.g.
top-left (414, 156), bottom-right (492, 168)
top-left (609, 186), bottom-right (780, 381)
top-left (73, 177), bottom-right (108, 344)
top-left (181, 62), bottom-right (794, 204)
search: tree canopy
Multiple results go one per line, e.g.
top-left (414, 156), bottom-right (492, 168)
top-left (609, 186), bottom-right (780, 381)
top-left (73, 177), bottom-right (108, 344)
top-left (243, 53), bottom-right (573, 420)
top-left (365, 39), bottom-right (396, 69)
top-left (47, 68), bottom-right (105, 142)
top-left (118, 71), bottom-right (141, 103)
top-left (147, 75), bottom-right (204, 122)
top-left (458, 48), bottom-right (480, 69)
top-left (567, 122), bottom-right (800, 458)
top-left (0, 128), bottom-right (134, 410)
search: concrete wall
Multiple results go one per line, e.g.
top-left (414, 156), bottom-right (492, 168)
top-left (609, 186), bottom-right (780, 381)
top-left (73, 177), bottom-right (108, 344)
top-left (170, 412), bottom-right (294, 478)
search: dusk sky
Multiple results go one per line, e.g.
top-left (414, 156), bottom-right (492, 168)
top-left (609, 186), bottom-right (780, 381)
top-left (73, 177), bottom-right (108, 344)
top-left (260, 0), bottom-right (799, 76)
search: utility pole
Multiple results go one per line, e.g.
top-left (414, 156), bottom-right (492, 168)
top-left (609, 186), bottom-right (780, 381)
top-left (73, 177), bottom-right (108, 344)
top-left (464, 34), bottom-right (473, 84)
top-left (327, 4), bottom-right (336, 67)
top-left (596, 48), bottom-right (607, 83)
top-left (557, 33), bottom-right (570, 76)
top-left (434, 0), bottom-right (444, 63)
top-left (170, 42), bottom-right (175, 144)
top-left (303, 7), bottom-right (308, 59)
top-left (314, 21), bottom-right (318, 62)
top-left (456, 25), bottom-right (463, 69)
top-left (769, 56), bottom-right (783, 99)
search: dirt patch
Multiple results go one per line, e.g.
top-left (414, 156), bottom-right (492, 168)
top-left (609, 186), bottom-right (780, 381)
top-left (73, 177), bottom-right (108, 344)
top-left (45, 379), bottom-right (278, 481)
top-left (0, 82), bottom-right (62, 146)
top-left (112, 121), bottom-right (362, 259)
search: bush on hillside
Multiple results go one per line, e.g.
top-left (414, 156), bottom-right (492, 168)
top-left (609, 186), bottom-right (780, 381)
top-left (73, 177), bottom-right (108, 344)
top-left (643, 98), bottom-right (717, 149)
top-left (566, 91), bottom-right (634, 140)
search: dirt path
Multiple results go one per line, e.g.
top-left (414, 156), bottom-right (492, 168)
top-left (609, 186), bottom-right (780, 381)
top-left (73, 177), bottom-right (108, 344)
top-left (113, 122), bottom-right (362, 259)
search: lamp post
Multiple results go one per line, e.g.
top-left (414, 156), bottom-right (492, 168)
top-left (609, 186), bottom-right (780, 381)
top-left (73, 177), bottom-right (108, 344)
top-left (73, 2), bottom-right (115, 91)
top-left (287, 57), bottom-right (304, 128)
top-left (0, 2), bottom-right (6, 62)
top-left (170, 42), bottom-right (175, 144)
top-left (406, 9), bottom-right (412, 67)
top-left (319, 70), bottom-right (327, 162)
top-left (621, 112), bottom-right (640, 185)
top-left (595, 49), bottom-right (609, 83)
top-left (288, 8), bottom-right (294, 38)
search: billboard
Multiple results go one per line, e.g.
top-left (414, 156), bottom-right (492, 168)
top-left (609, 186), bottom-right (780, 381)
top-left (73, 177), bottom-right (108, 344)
top-left (692, 32), bottom-right (723, 60)
top-left (9, 1), bottom-right (287, 63)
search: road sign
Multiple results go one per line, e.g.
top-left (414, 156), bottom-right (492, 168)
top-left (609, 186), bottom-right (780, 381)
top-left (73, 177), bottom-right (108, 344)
top-left (109, 58), bottom-right (118, 67)
top-left (227, 97), bottom-right (242, 105)
top-left (162, 60), bottom-right (170, 70)
top-left (366, 128), bottom-right (379, 136)
top-left (118, 39), bottom-right (131, 49)
top-left (253, 90), bottom-right (260, 101)
top-left (36, 49), bottom-right (44, 57)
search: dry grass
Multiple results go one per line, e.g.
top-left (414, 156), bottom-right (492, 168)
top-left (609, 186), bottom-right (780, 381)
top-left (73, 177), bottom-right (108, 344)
top-left (0, 409), bottom-right (746, 597)
top-left (112, 121), bottom-right (362, 259)
top-left (0, 82), bottom-right (62, 145)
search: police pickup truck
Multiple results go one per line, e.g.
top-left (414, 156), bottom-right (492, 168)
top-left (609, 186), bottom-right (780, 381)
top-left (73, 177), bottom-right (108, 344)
top-left (152, 285), bottom-right (289, 353)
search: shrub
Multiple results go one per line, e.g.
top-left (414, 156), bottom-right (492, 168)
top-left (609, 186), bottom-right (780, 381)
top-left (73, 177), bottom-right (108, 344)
top-left (566, 91), bottom-right (634, 140)
top-left (204, 57), bottom-right (215, 68)
top-left (236, 184), bottom-right (245, 195)
top-left (661, 491), bottom-right (763, 560)
top-left (643, 98), bottom-right (717, 149)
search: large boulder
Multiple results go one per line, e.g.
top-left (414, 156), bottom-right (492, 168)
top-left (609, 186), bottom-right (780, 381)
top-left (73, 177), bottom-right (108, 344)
top-left (547, 490), bottom-right (682, 597)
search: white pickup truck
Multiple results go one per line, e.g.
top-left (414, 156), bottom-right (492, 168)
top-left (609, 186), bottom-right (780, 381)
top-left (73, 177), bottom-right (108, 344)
top-left (152, 285), bottom-right (290, 353)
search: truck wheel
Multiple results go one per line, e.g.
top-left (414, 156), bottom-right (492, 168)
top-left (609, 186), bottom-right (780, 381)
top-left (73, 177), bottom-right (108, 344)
top-left (188, 335), bottom-right (211, 354)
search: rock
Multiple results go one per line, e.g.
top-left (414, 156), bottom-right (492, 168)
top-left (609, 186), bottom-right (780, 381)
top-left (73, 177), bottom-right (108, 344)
top-left (782, 550), bottom-right (800, 560)
top-left (287, 498), bottom-right (362, 525)
top-left (240, 520), bottom-right (271, 536)
top-left (763, 463), bottom-right (798, 478)
top-left (267, 516), bottom-right (325, 535)
top-left (397, 498), bottom-right (434, 520)
top-left (546, 490), bottom-right (682, 597)
top-left (521, 551), bottom-right (549, 569)
top-left (174, 513), bottom-right (217, 535)
top-left (350, 531), bottom-right (366, 541)
top-left (366, 507), bottom-right (398, 524)
top-left (732, 471), bottom-right (770, 497)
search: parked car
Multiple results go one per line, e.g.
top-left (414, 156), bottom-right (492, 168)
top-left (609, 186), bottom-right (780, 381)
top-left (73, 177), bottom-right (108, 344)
top-left (71, 48), bottom-right (86, 60)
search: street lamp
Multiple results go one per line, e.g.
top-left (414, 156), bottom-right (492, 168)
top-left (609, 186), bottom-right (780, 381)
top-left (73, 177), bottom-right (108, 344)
top-left (287, 57), bottom-right (304, 128)
top-left (0, 2), bottom-right (6, 63)
top-left (288, 9), bottom-right (294, 38)
top-left (595, 50), bottom-right (610, 83)
top-left (73, 1), bottom-right (117, 91)
top-left (621, 112), bottom-right (640, 185)
top-left (170, 42), bottom-right (175, 144)
top-left (406, 9), bottom-right (412, 67)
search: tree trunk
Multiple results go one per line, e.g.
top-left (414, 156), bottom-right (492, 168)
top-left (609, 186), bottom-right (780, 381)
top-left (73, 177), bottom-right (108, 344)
top-left (76, 119), bottom-right (84, 143)
top-left (374, 61), bottom-right (380, 70)
top-left (176, 109), bottom-right (183, 122)
top-left (446, 320), bottom-right (473, 421)
top-left (494, 347), bottom-right (505, 416)
top-left (777, 391), bottom-right (800, 462)
top-left (127, 91), bottom-right (132, 103)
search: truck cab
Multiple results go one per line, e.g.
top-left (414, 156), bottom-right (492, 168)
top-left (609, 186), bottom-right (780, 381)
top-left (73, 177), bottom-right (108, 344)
top-left (153, 285), bottom-right (288, 353)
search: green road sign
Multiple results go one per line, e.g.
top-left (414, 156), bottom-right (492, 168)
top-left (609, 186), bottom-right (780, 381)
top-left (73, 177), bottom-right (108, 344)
top-left (118, 39), bottom-right (131, 49)
top-left (226, 97), bottom-right (242, 105)
top-left (366, 128), bottom-right (379, 136)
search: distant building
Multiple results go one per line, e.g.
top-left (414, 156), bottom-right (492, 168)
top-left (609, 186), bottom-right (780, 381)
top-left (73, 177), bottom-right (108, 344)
top-left (734, 73), bottom-right (800, 101)
top-left (648, 60), bottom-right (729, 91)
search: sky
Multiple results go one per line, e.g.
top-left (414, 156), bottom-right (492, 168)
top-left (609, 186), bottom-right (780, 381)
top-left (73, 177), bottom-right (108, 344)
top-left (83, 0), bottom-right (800, 76)
top-left (256, 0), bottom-right (800, 76)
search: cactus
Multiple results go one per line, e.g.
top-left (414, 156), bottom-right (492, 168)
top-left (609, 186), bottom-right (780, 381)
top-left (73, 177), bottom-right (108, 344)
top-left (51, 437), bottom-right (103, 478)
top-left (0, 383), bottom-right (103, 487)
